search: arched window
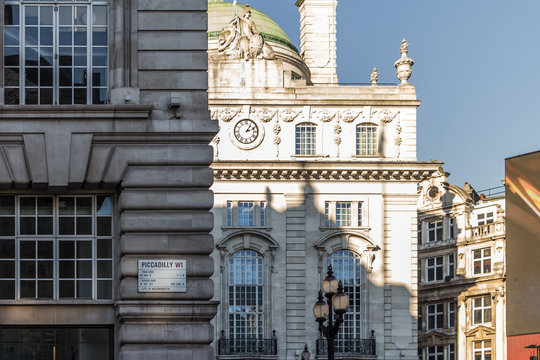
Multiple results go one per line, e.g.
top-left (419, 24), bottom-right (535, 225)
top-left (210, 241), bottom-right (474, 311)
top-left (356, 123), bottom-right (377, 155)
top-left (228, 249), bottom-right (264, 339)
top-left (295, 122), bottom-right (316, 155)
top-left (328, 250), bottom-right (362, 342)
top-left (4, 0), bottom-right (109, 104)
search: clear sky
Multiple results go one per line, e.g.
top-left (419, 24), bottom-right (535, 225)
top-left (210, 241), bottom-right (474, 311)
top-left (224, 0), bottom-right (540, 191)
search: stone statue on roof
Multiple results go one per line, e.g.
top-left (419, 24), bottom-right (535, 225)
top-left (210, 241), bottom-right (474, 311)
top-left (218, 3), bottom-right (275, 60)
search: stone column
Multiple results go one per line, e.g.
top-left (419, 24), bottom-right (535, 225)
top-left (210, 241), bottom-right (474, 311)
top-left (457, 295), bottom-right (467, 360)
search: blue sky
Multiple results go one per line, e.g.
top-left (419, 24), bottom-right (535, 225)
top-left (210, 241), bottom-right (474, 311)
top-left (225, 0), bottom-right (540, 191)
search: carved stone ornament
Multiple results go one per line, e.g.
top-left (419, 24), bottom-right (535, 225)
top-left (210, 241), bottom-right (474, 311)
top-left (373, 109), bottom-right (399, 123)
top-left (334, 136), bottom-right (341, 145)
top-left (279, 108), bottom-right (301, 122)
top-left (212, 136), bottom-right (220, 145)
top-left (394, 137), bottom-right (402, 146)
top-left (341, 109), bottom-right (361, 123)
top-left (313, 109), bottom-right (336, 123)
top-left (334, 124), bottom-right (342, 134)
top-left (370, 67), bottom-right (379, 86)
top-left (210, 109), bottom-right (219, 120)
top-left (252, 108), bottom-right (277, 122)
top-left (273, 136), bottom-right (281, 145)
top-left (219, 108), bottom-right (240, 122)
top-left (218, 5), bottom-right (275, 61)
top-left (273, 124), bottom-right (281, 135)
top-left (393, 38), bottom-right (415, 84)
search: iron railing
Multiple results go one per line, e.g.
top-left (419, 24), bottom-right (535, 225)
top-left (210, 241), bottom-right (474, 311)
top-left (316, 333), bottom-right (376, 356)
top-left (218, 330), bottom-right (277, 356)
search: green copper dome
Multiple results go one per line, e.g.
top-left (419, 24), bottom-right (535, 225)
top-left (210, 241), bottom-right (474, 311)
top-left (208, 0), bottom-right (298, 53)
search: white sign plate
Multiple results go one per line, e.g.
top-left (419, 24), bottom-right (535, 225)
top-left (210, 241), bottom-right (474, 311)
top-left (138, 259), bottom-right (186, 292)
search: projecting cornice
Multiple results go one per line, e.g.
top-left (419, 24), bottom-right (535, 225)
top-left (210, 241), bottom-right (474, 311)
top-left (213, 161), bottom-right (442, 181)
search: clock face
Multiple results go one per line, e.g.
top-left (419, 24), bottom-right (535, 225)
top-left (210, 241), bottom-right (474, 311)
top-left (234, 119), bottom-right (259, 144)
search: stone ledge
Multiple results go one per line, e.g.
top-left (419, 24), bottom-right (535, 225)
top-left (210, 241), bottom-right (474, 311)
top-left (0, 104), bottom-right (153, 120)
top-left (115, 300), bottom-right (219, 322)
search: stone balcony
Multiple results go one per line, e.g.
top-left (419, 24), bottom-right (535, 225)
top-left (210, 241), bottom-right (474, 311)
top-left (465, 222), bottom-right (505, 242)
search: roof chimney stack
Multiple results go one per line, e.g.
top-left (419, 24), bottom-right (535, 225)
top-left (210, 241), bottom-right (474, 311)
top-left (296, 0), bottom-right (338, 85)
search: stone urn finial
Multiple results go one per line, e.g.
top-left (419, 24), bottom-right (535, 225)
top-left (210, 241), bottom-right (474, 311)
top-left (370, 67), bottom-right (379, 86)
top-left (393, 38), bottom-right (414, 85)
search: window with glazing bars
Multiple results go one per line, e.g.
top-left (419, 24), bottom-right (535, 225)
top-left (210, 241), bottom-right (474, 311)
top-left (228, 250), bottom-right (264, 339)
top-left (473, 340), bottom-right (491, 360)
top-left (472, 296), bottom-right (491, 325)
top-left (295, 123), bottom-right (316, 155)
top-left (237, 202), bottom-right (254, 227)
top-left (0, 195), bottom-right (113, 300)
top-left (426, 303), bottom-right (443, 329)
top-left (4, 0), bottom-right (108, 104)
top-left (425, 345), bottom-right (444, 360)
top-left (356, 123), bottom-right (377, 155)
top-left (328, 250), bottom-right (362, 342)
top-left (426, 256), bottom-right (443, 282)
top-left (427, 219), bottom-right (443, 242)
top-left (473, 247), bottom-right (491, 275)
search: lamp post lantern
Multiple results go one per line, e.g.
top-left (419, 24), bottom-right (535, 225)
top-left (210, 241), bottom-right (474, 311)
top-left (525, 344), bottom-right (540, 360)
top-left (313, 264), bottom-right (349, 360)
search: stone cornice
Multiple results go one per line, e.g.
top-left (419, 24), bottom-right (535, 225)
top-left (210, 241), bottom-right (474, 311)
top-left (213, 161), bottom-right (441, 181)
top-left (0, 104), bottom-right (153, 120)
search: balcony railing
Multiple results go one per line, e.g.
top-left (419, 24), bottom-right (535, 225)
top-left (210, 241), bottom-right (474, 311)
top-left (316, 334), bottom-right (376, 356)
top-left (468, 222), bottom-right (505, 240)
top-left (218, 330), bottom-right (277, 356)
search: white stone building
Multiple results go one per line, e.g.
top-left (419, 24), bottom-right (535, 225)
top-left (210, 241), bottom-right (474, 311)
top-left (208, 0), bottom-right (439, 358)
top-left (417, 170), bottom-right (506, 360)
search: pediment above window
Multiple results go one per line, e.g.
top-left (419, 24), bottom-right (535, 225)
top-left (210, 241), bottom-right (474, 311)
top-left (216, 230), bottom-right (279, 256)
top-left (418, 331), bottom-right (451, 346)
top-left (465, 325), bottom-right (495, 339)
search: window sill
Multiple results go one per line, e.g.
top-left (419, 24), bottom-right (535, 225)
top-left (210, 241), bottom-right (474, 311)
top-left (320, 226), bottom-right (370, 231)
top-left (221, 226), bottom-right (272, 231)
top-left (0, 299), bottom-right (115, 305)
top-left (291, 154), bottom-right (324, 158)
top-left (351, 154), bottom-right (382, 158)
top-left (0, 104), bottom-right (153, 120)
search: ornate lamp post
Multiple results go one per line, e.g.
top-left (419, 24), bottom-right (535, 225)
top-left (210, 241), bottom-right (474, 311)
top-left (525, 344), bottom-right (540, 360)
top-left (313, 264), bottom-right (349, 360)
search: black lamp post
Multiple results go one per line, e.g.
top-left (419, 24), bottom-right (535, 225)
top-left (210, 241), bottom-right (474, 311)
top-left (312, 264), bottom-right (349, 360)
top-left (525, 344), bottom-right (540, 360)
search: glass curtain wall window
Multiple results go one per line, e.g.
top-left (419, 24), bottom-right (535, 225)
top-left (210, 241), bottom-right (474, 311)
top-left (356, 123), bottom-right (377, 156)
top-left (0, 195), bottom-right (113, 300)
top-left (327, 250), bottom-right (362, 346)
top-left (295, 123), bottom-right (316, 155)
top-left (228, 250), bottom-right (264, 339)
top-left (4, 0), bottom-right (108, 104)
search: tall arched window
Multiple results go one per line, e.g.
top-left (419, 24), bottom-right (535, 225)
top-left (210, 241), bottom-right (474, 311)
top-left (328, 250), bottom-right (362, 343)
top-left (228, 249), bottom-right (264, 339)
top-left (4, 0), bottom-right (109, 104)
top-left (295, 122), bottom-right (316, 155)
top-left (356, 123), bottom-right (377, 156)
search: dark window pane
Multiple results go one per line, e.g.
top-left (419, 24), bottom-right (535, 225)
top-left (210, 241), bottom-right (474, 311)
top-left (92, 88), bottom-right (107, 104)
top-left (59, 7), bottom-right (72, 26)
top-left (74, 68), bottom-right (87, 86)
top-left (59, 279), bottom-right (75, 298)
top-left (4, 68), bottom-right (20, 87)
top-left (38, 260), bottom-right (53, 278)
top-left (0, 240), bottom-right (15, 258)
top-left (76, 217), bottom-right (92, 235)
top-left (39, 46), bottom-right (53, 66)
top-left (25, 88), bottom-right (38, 104)
top-left (59, 241), bottom-right (75, 258)
top-left (59, 197), bottom-right (75, 215)
top-left (77, 198), bottom-right (92, 215)
top-left (59, 27), bottom-right (72, 45)
top-left (40, 27), bottom-right (53, 45)
top-left (25, 6), bottom-right (38, 25)
top-left (20, 241), bottom-right (35, 258)
top-left (20, 198), bottom-right (35, 215)
top-left (0, 280), bottom-right (15, 299)
top-left (77, 241), bottom-right (92, 258)
top-left (74, 88), bottom-right (87, 104)
top-left (59, 47), bottom-right (73, 66)
top-left (74, 47), bottom-right (87, 66)
top-left (40, 6), bottom-right (53, 25)
top-left (0, 217), bottom-right (15, 236)
top-left (20, 261), bottom-right (35, 278)
top-left (77, 280), bottom-right (92, 298)
top-left (59, 67), bottom-right (72, 86)
top-left (59, 260), bottom-right (74, 278)
top-left (37, 217), bottom-right (53, 235)
top-left (4, 88), bottom-right (20, 104)
top-left (59, 88), bottom-right (72, 104)
top-left (97, 260), bottom-right (111, 278)
top-left (74, 27), bottom-right (87, 45)
top-left (77, 260), bottom-right (92, 278)
top-left (0, 196), bottom-right (15, 215)
top-left (92, 28), bottom-right (107, 46)
top-left (92, 68), bottom-right (107, 87)
top-left (0, 261), bottom-right (15, 277)
top-left (97, 280), bottom-right (112, 299)
top-left (93, 47), bottom-right (107, 66)
top-left (25, 65), bottom-right (38, 84)
top-left (4, 27), bottom-right (20, 46)
top-left (40, 88), bottom-right (53, 105)
top-left (38, 241), bottom-right (53, 258)
top-left (97, 217), bottom-right (111, 236)
top-left (39, 68), bottom-right (53, 87)
top-left (4, 47), bottom-right (19, 66)
top-left (97, 196), bottom-right (112, 215)
top-left (97, 239), bottom-right (112, 258)
top-left (5, 5), bottom-right (20, 26)
top-left (38, 280), bottom-right (53, 298)
top-left (20, 280), bottom-right (35, 298)
top-left (20, 217), bottom-right (36, 235)
top-left (25, 27), bottom-right (38, 45)
top-left (59, 217), bottom-right (75, 235)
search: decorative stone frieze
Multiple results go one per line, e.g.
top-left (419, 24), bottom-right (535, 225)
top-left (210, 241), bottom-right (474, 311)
top-left (340, 109), bottom-right (362, 123)
top-left (219, 107), bottom-right (241, 122)
top-left (313, 109), bottom-right (336, 122)
top-left (252, 107), bottom-right (277, 122)
top-left (372, 108), bottom-right (399, 123)
top-left (279, 108), bottom-right (302, 122)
